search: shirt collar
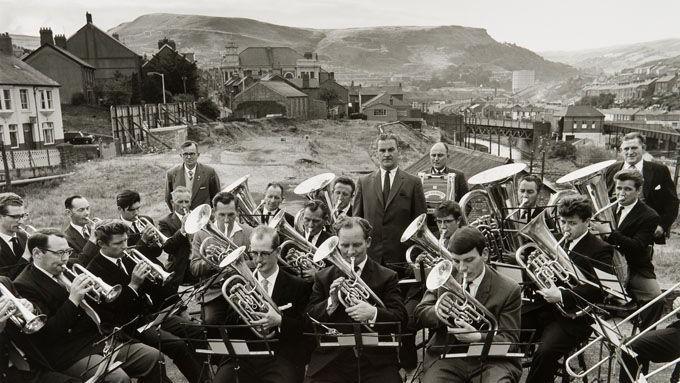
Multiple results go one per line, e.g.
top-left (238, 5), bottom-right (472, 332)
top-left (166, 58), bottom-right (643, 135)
top-left (431, 166), bottom-right (446, 174)
top-left (184, 164), bottom-right (197, 173)
top-left (99, 250), bottom-right (124, 267)
top-left (0, 231), bottom-right (15, 245)
top-left (619, 199), bottom-right (638, 211)
top-left (225, 221), bottom-right (243, 238)
top-left (120, 216), bottom-right (135, 229)
top-left (468, 266), bottom-right (485, 288)
top-left (175, 212), bottom-right (184, 221)
top-left (70, 222), bottom-right (86, 237)
top-left (568, 230), bottom-right (589, 251)
top-left (380, 167), bottom-right (398, 177)
top-left (353, 256), bottom-right (369, 276)
top-left (34, 263), bottom-right (63, 282)
top-left (627, 159), bottom-right (644, 173)
top-left (257, 265), bottom-right (280, 286)
top-left (306, 229), bottom-right (321, 244)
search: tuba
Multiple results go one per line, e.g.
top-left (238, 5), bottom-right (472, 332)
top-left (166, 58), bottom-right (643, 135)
top-left (125, 249), bottom-right (174, 285)
top-left (268, 210), bottom-right (324, 273)
top-left (63, 264), bottom-right (122, 303)
top-left (426, 259), bottom-right (498, 331)
top-left (293, 173), bottom-right (338, 230)
top-left (220, 246), bottom-right (281, 339)
top-left (184, 204), bottom-right (239, 269)
top-left (222, 174), bottom-right (265, 227)
top-left (401, 213), bottom-right (453, 277)
top-left (313, 236), bottom-right (385, 309)
top-left (0, 283), bottom-right (46, 334)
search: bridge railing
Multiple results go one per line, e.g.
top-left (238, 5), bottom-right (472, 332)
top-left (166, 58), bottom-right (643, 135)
top-left (464, 117), bottom-right (534, 130)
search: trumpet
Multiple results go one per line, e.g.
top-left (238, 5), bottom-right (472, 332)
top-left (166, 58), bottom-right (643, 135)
top-left (125, 249), bottom-right (174, 285)
top-left (504, 197), bottom-right (529, 220)
top-left (0, 283), bottom-right (46, 334)
top-left (135, 216), bottom-right (168, 247)
top-left (184, 204), bottom-right (239, 269)
top-left (63, 264), bottom-right (122, 303)
top-left (85, 217), bottom-right (102, 226)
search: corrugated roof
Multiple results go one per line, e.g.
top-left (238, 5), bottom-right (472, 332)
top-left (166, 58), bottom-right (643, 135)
top-left (405, 144), bottom-right (511, 176)
top-left (239, 47), bottom-right (302, 68)
top-left (565, 105), bottom-right (605, 118)
top-left (0, 54), bottom-right (60, 87)
top-left (259, 80), bottom-right (307, 98)
top-left (23, 43), bottom-right (94, 69)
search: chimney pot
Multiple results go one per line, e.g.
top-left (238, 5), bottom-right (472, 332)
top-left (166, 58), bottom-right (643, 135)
top-left (86, 12), bottom-right (92, 24)
top-left (39, 27), bottom-right (54, 46)
top-left (54, 34), bottom-right (67, 49)
top-left (0, 33), bottom-right (13, 56)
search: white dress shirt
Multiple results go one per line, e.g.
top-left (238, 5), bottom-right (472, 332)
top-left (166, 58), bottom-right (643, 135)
top-left (617, 199), bottom-right (638, 226)
top-left (184, 164), bottom-right (196, 193)
top-left (0, 232), bottom-right (18, 255)
top-left (626, 159), bottom-right (644, 174)
top-left (465, 266), bottom-right (486, 299)
top-left (70, 222), bottom-right (87, 238)
top-left (257, 266), bottom-right (279, 297)
top-left (380, 167), bottom-right (398, 191)
top-left (567, 230), bottom-right (589, 253)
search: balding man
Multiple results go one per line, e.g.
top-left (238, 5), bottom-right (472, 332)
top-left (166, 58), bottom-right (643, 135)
top-left (429, 142), bottom-right (469, 202)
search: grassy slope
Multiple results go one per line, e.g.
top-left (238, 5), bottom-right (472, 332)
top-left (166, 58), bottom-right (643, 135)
top-left (61, 104), bottom-right (112, 136)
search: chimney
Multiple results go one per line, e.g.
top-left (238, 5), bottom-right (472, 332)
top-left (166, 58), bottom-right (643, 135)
top-left (304, 52), bottom-right (312, 59)
top-left (0, 33), bottom-right (12, 56)
top-left (39, 27), bottom-right (54, 46)
top-left (183, 52), bottom-right (195, 62)
top-left (54, 34), bottom-right (66, 48)
top-left (315, 53), bottom-right (318, 61)
top-left (112, 33), bottom-right (119, 41)
top-left (86, 12), bottom-right (92, 24)
top-left (330, 72), bottom-right (335, 80)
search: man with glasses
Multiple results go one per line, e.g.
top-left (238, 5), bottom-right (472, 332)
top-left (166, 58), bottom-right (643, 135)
top-left (0, 192), bottom-right (30, 279)
top-left (158, 186), bottom-right (195, 285)
top-left (213, 225), bottom-right (310, 383)
top-left (64, 195), bottom-right (99, 267)
top-left (165, 140), bottom-right (221, 212)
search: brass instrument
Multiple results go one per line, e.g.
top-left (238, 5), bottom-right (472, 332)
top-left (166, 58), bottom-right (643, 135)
top-left (313, 236), bottom-right (385, 309)
top-left (0, 283), bottom-right (46, 334)
top-left (469, 215), bottom-right (505, 262)
top-left (222, 174), bottom-right (265, 227)
top-left (134, 216), bottom-right (168, 247)
top-left (401, 213), bottom-right (454, 278)
top-left (220, 246), bottom-right (281, 339)
top-left (63, 264), bottom-right (122, 303)
top-left (418, 171), bottom-right (456, 214)
top-left (184, 204), bottom-right (239, 269)
top-left (125, 249), bottom-right (174, 285)
top-left (293, 173), bottom-right (337, 230)
top-left (85, 217), bottom-right (102, 226)
top-left (426, 259), bottom-right (498, 331)
top-left (198, 236), bottom-right (233, 267)
top-left (17, 223), bottom-right (37, 237)
top-left (57, 271), bottom-right (102, 327)
top-left (268, 210), bottom-right (324, 273)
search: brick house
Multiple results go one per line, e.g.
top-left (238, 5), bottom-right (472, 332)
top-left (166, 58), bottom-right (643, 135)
top-left (559, 105), bottom-right (605, 145)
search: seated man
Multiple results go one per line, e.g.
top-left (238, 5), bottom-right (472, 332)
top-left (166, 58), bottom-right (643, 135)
top-left (415, 226), bottom-right (522, 383)
top-left (283, 199), bottom-right (333, 280)
top-left (259, 182), bottom-right (294, 226)
top-left (0, 192), bottom-right (30, 279)
top-left (432, 200), bottom-right (464, 249)
top-left (330, 176), bottom-right (355, 220)
top-left (14, 229), bottom-right (169, 382)
top-left (158, 186), bottom-right (196, 285)
top-left (63, 195), bottom-right (100, 266)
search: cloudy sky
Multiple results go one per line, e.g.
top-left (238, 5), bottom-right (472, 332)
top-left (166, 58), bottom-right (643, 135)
top-left (1, 0), bottom-right (678, 52)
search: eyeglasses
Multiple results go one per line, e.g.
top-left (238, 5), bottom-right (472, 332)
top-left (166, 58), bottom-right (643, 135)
top-left (436, 218), bottom-right (457, 224)
top-left (2, 213), bottom-right (28, 219)
top-left (248, 250), bottom-right (273, 258)
top-left (181, 152), bottom-right (198, 157)
top-left (40, 248), bottom-right (75, 258)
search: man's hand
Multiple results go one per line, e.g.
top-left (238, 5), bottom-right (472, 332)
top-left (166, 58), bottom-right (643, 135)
top-left (654, 225), bottom-right (665, 238)
top-left (140, 225), bottom-right (158, 246)
top-left (68, 273), bottom-right (94, 306)
top-left (537, 285), bottom-right (563, 304)
top-left (251, 305), bottom-right (282, 330)
top-left (345, 301), bottom-right (377, 323)
top-left (449, 319), bottom-right (483, 343)
top-left (18, 298), bottom-right (34, 313)
top-left (0, 296), bottom-right (14, 325)
top-left (129, 262), bottom-right (150, 290)
top-left (589, 221), bottom-right (611, 237)
top-left (326, 277), bottom-right (345, 314)
top-left (301, 264), bottom-right (319, 280)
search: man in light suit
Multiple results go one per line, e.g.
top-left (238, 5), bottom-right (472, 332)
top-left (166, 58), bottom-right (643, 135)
top-left (0, 192), bottom-right (29, 279)
top-left (165, 140), bottom-right (221, 212)
top-left (353, 133), bottom-right (427, 269)
top-left (605, 131), bottom-right (678, 244)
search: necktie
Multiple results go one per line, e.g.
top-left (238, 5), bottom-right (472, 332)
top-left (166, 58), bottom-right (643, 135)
top-left (520, 210), bottom-right (529, 222)
top-left (263, 212), bottom-right (270, 224)
top-left (465, 281), bottom-right (473, 295)
top-left (117, 258), bottom-right (129, 276)
top-left (261, 278), bottom-right (269, 296)
top-left (131, 220), bottom-right (140, 234)
top-left (383, 170), bottom-right (391, 204)
top-left (82, 225), bottom-right (90, 239)
top-left (187, 170), bottom-right (194, 181)
top-left (563, 240), bottom-right (572, 252)
top-left (614, 205), bottom-right (623, 224)
top-left (9, 237), bottom-right (22, 258)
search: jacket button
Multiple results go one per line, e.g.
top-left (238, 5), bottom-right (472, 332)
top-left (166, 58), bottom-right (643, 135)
top-left (67, 328), bottom-right (72, 334)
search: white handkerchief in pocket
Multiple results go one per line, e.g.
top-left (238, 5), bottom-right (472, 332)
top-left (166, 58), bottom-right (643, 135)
top-left (654, 184), bottom-right (661, 190)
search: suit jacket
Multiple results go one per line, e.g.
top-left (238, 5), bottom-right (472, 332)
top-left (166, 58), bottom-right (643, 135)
top-left (430, 166), bottom-right (470, 202)
top-left (13, 265), bottom-right (103, 371)
top-left (63, 225), bottom-right (100, 267)
top-left (415, 265), bottom-right (522, 370)
top-left (158, 212), bottom-right (195, 285)
top-left (605, 200), bottom-right (659, 279)
top-left (606, 160), bottom-right (679, 241)
top-left (306, 258), bottom-right (407, 375)
top-left (0, 232), bottom-right (28, 279)
top-left (165, 163), bottom-right (221, 211)
top-left (353, 168), bottom-right (427, 265)
top-left (261, 208), bottom-right (295, 227)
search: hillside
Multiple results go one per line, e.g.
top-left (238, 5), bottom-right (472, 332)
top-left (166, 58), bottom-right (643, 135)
top-left (107, 13), bottom-right (575, 80)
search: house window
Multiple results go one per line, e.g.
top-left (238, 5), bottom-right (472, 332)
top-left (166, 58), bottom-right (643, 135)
top-left (19, 89), bottom-right (28, 110)
top-left (0, 89), bottom-right (11, 110)
top-left (310, 72), bottom-right (315, 79)
top-left (581, 123), bottom-right (587, 130)
top-left (42, 122), bottom-right (54, 145)
top-left (7, 124), bottom-right (18, 148)
top-left (373, 109), bottom-right (387, 116)
top-left (40, 90), bottom-right (53, 110)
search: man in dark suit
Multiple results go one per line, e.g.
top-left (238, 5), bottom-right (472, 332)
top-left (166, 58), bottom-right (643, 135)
top-left (165, 140), bottom-right (221, 212)
top-left (523, 195), bottom-right (614, 383)
top-left (14, 228), bottom-right (169, 382)
top-left (158, 186), bottom-right (195, 285)
top-left (0, 192), bottom-right (29, 279)
top-left (605, 132), bottom-right (679, 244)
top-left (415, 226), bottom-right (522, 383)
top-left (283, 199), bottom-right (333, 280)
top-left (259, 182), bottom-right (295, 226)
top-left (593, 169), bottom-right (663, 329)
top-left (353, 133), bottom-right (427, 269)
top-left (63, 195), bottom-right (100, 266)
top-left (213, 225), bottom-right (311, 383)
top-left (306, 217), bottom-right (407, 383)
top-left (330, 176), bottom-right (355, 220)
top-left (429, 142), bottom-right (469, 201)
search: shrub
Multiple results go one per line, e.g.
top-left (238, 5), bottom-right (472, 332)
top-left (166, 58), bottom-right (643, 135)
top-left (71, 92), bottom-right (86, 106)
top-left (196, 98), bottom-right (220, 120)
top-left (547, 141), bottom-right (576, 160)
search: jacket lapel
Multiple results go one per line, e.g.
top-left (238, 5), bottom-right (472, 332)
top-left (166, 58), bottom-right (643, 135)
top-left (271, 270), bottom-right (286, 305)
top-left (475, 265), bottom-right (492, 306)
top-left (642, 161), bottom-right (653, 199)
top-left (371, 170), bottom-right (384, 208)
top-left (618, 201), bottom-right (641, 230)
top-left (191, 163), bottom-right (203, 201)
top-left (385, 169), bottom-right (404, 208)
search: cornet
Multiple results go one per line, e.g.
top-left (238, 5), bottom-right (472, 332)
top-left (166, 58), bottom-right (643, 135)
top-left (17, 223), bottom-right (37, 237)
top-left (0, 283), bottom-right (46, 334)
top-left (63, 264), bottom-right (122, 303)
top-left (125, 249), bottom-right (174, 285)
top-left (135, 216), bottom-right (168, 247)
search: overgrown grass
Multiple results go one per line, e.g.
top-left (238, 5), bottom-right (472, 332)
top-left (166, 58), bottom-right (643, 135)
top-left (61, 104), bottom-right (111, 136)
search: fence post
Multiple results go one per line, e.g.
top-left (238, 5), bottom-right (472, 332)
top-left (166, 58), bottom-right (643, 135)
top-left (0, 140), bottom-right (10, 188)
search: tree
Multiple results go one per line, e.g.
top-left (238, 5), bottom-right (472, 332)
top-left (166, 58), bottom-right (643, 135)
top-left (141, 48), bottom-right (200, 103)
top-left (196, 98), bottom-right (220, 120)
top-left (318, 88), bottom-right (339, 116)
top-left (576, 93), bottom-right (615, 109)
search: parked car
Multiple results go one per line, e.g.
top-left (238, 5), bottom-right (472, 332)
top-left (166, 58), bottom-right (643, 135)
top-left (64, 131), bottom-right (95, 145)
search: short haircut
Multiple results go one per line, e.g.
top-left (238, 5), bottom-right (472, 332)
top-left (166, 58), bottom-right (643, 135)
top-left (333, 216), bottom-right (373, 240)
top-left (447, 226), bottom-right (486, 256)
top-left (250, 225), bottom-right (280, 249)
top-left (27, 228), bottom-right (65, 255)
top-left (434, 200), bottom-right (463, 220)
top-left (622, 132), bottom-right (645, 146)
top-left (519, 174), bottom-right (543, 191)
top-left (333, 176), bottom-right (356, 194)
top-left (265, 182), bottom-right (285, 196)
top-left (180, 140), bottom-right (199, 151)
top-left (94, 219), bottom-right (129, 245)
top-left (0, 192), bottom-right (24, 215)
top-left (304, 199), bottom-right (330, 219)
top-left (64, 195), bottom-right (84, 209)
top-left (116, 190), bottom-right (141, 210)
top-left (614, 169), bottom-right (644, 190)
top-left (376, 132), bottom-right (399, 146)
top-left (171, 186), bottom-right (191, 199)
top-left (431, 142), bottom-right (449, 154)
top-left (558, 195), bottom-right (593, 221)
top-left (212, 191), bottom-right (235, 208)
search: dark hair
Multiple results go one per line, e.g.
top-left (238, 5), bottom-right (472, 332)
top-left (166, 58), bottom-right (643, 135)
top-left (212, 191), bottom-right (235, 208)
top-left (94, 219), bottom-right (129, 245)
top-left (558, 195), bottom-right (593, 221)
top-left (180, 140), bottom-right (199, 151)
top-left (64, 195), bottom-right (85, 209)
top-left (265, 182), bottom-right (285, 196)
top-left (304, 199), bottom-right (330, 219)
top-left (519, 174), bottom-right (543, 192)
top-left (27, 228), bottom-right (65, 255)
top-left (376, 132), bottom-right (399, 147)
top-left (0, 192), bottom-right (24, 215)
top-left (250, 225), bottom-right (280, 249)
top-left (447, 226), bottom-right (486, 256)
top-left (622, 132), bottom-right (646, 146)
top-left (614, 169), bottom-right (644, 189)
top-left (333, 216), bottom-right (373, 240)
top-left (434, 200), bottom-right (463, 220)
top-left (333, 176), bottom-right (356, 194)
top-left (116, 190), bottom-right (141, 210)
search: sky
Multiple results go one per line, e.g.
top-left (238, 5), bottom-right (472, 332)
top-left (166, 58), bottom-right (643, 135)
top-left (1, 0), bottom-right (679, 52)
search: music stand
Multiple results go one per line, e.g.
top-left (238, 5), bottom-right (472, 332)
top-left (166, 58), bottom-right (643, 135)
top-left (81, 327), bottom-right (130, 383)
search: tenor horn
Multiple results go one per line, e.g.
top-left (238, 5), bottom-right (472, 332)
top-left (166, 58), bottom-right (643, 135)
top-left (268, 210), bottom-right (324, 273)
top-left (184, 204), bottom-right (239, 269)
top-left (63, 264), bottom-right (122, 303)
top-left (401, 214), bottom-right (453, 276)
top-left (0, 283), bottom-right (46, 334)
top-left (125, 249), bottom-right (174, 285)
top-left (222, 174), bottom-right (265, 227)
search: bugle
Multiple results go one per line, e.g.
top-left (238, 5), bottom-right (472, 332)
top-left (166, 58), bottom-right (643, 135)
top-left (183, 204), bottom-right (239, 269)
top-left (63, 264), bottom-right (122, 303)
top-left (0, 283), bottom-right (46, 334)
top-left (125, 249), bottom-right (174, 285)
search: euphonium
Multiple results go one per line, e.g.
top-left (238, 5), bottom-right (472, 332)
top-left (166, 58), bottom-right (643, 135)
top-left (0, 283), bottom-right (46, 334)
top-left (293, 173), bottom-right (337, 230)
top-left (401, 213), bottom-right (454, 266)
top-left (268, 210), bottom-right (324, 273)
top-left (426, 260), bottom-right (498, 331)
top-left (63, 264), bottom-right (122, 303)
top-left (220, 246), bottom-right (281, 339)
top-left (313, 236), bottom-right (385, 309)
top-left (183, 204), bottom-right (239, 269)
top-left (222, 174), bottom-right (265, 227)
top-left (199, 236), bottom-right (233, 267)
top-left (134, 216), bottom-right (168, 246)
top-left (469, 214), bottom-right (505, 262)
top-left (125, 249), bottom-right (174, 285)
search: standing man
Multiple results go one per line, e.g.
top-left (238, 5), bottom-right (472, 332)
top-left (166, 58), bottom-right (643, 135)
top-left (165, 140), bottom-right (221, 212)
top-left (0, 192), bottom-right (29, 279)
top-left (353, 133), bottom-right (427, 269)
top-left (260, 182), bottom-right (295, 226)
top-left (428, 142), bottom-right (469, 201)
top-left (63, 195), bottom-right (99, 266)
top-left (606, 132), bottom-right (678, 244)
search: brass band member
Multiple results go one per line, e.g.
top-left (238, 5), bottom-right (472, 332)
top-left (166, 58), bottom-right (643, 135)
top-left (433, 200), bottom-right (464, 250)
top-left (306, 217), bottom-right (407, 383)
top-left (14, 229), bottom-right (169, 382)
top-left (64, 195), bottom-right (99, 266)
top-left (213, 225), bottom-right (311, 383)
top-left (299, 200), bottom-right (333, 248)
top-left (523, 195), bottom-right (614, 383)
top-left (415, 226), bottom-right (522, 383)
top-left (429, 142), bottom-right (469, 201)
top-left (330, 176), bottom-right (355, 220)
top-left (165, 140), bottom-right (221, 212)
top-left (260, 182), bottom-right (295, 226)
top-left (158, 186), bottom-right (196, 285)
top-left (116, 190), bottom-right (163, 261)
top-left (0, 192), bottom-right (29, 279)
top-left (515, 174), bottom-right (543, 223)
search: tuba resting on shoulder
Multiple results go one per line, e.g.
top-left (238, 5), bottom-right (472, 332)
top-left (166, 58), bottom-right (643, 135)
top-left (222, 174), bottom-right (265, 227)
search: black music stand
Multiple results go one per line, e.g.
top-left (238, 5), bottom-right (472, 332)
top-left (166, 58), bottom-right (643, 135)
top-left (81, 327), bottom-right (130, 383)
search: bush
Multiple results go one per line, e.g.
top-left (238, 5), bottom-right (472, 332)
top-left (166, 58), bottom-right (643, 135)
top-left (350, 113), bottom-right (367, 120)
top-left (575, 145), bottom-right (616, 166)
top-left (71, 92), bottom-right (86, 106)
top-left (547, 141), bottom-right (576, 160)
top-left (196, 98), bottom-right (220, 120)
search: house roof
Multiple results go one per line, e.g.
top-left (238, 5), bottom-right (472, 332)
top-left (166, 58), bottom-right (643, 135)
top-left (23, 43), bottom-right (95, 69)
top-left (142, 44), bottom-right (193, 68)
top-left (656, 74), bottom-right (677, 83)
top-left (598, 108), bottom-right (640, 116)
top-left (239, 47), bottom-right (302, 68)
top-left (258, 80), bottom-right (307, 98)
top-left (0, 54), bottom-right (60, 87)
top-left (565, 105), bottom-right (605, 118)
top-left (363, 92), bottom-right (408, 109)
top-left (66, 22), bottom-right (140, 59)
top-left (349, 84), bottom-right (404, 96)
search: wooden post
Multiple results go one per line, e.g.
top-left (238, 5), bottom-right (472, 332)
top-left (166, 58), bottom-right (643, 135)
top-left (0, 139), bottom-right (11, 188)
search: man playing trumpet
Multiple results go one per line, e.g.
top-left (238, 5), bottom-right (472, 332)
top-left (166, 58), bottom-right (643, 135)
top-left (64, 195), bottom-right (100, 267)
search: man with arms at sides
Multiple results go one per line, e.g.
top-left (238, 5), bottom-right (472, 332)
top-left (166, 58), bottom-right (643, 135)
top-left (523, 195), bottom-right (614, 383)
top-left (85, 220), bottom-right (205, 383)
top-left (14, 228), bottom-right (170, 383)
top-left (158, 186), bottom-right (196, 285)
top-left (305, 217), bottom-right (407, 383)
top-left (165, 140), bottom-right (221, 212)
top-left (64, 195), bottom-right (100, 266)
top-left (213, 226), bottom-right (311, 383)
top-left (592, 169), bottom-right (663, 329)
top-left (606, 132), bottom-right (678, 244)
top-left (190, 192), bottom-right (252, 328)
top-left (415, 226), bottom-right (522, 383)
top-left (259, 182), bottom-right (295, 226)
top-left (429, 142), bottom-right (469, 201)
top-left (330, 176), bottom-right (355, 220)
top-left (0, 192), bottom-right (29, 279)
